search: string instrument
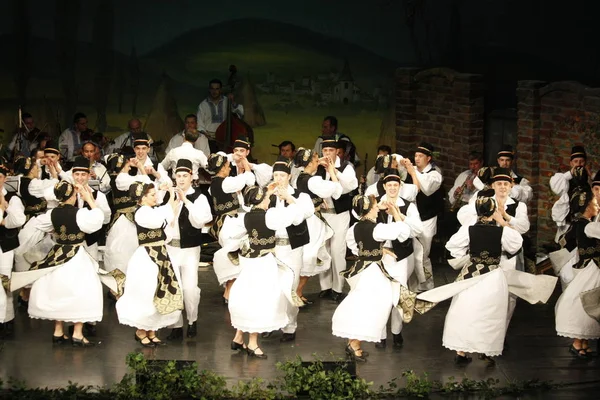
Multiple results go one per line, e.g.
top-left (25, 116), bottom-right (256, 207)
top-left (214, 65), bottom-right (254, 154)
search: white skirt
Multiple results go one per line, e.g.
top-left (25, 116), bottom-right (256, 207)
top-left (116, 246), bottom-right (182, 331)
top-left (228, 253), bottom-right (293, 333)
top-left (332, 262), bottom-right (394, 342)
top-left (555, 261), bottom-right (600, 339)
top-left (28, 247), bottom-right (103, 323)
top-left (300, 215), bottom-right (333, 277)
top-left (104, 215), bottom-right (138, 274)
top-left (0, 251), bottom-right (15, 323)
top-left (442, 269), bottom-right (509, 356)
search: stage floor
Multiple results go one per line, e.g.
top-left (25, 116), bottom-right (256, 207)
top-left (1, 260), bottom-right (599, 398)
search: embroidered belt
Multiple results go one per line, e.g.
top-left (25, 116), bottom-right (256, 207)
top-left (275, 238), bottom-right (290, 246)
top-left (169, 239), bottom-right (181, 248)
top-left (142, 240), bottom-right (165, 247)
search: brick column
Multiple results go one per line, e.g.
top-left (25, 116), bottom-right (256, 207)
top-left (516, 80), bottom-right (545, 249)
top-left (394, 68), bottom-right (419, 154)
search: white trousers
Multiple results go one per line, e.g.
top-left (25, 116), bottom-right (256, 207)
top-left (381, 255), bottom-right (414, 338)
top-left (319, 211), bottom-right (350, 293)
top-left (276, 244), bottom-right (302, 334)
top-left (416, 216), bottom-right (437, 291)
top-left (166, 245), bottom-right (201, 328)
top-left (0, 250), bottom-right (15, 323)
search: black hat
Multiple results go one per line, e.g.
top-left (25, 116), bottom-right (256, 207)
top-left (233, 136), bottom-right (251, 150)
top-left (490, 167), bottom-right (513, 183)
top-left (352, 194), bottom-right (375, 218)
top-left (571, 145), bottom-right (587, 160)
top-left (477, 166), bottom-right (494, 186)
top-left (272, 156), bottom-right (291, 174)
top-left (132, 132), bottom-right (150, 148)
top-left (293, 147), bottom-right (314, 168)
top-left (382, 168), bottom-right (402, 184)
top-left (207, 153), bottom-right (228, 175)
top-left (321, 138), bottom-right (338, 149)
top-left (243, 185), bottom-right (267, 206)
top-left (175, 159), bottom-right (193, 174)
top-left (375, 154), bottom-right (392, 174)
top-left (415, 142), bottom-right (434, 157)
top-left (44, 140), bottom-right (60, 155)
top-left (106, 153), bottom-right (125, 174)
top-left (497, 145), bottom-right (514, 159)
top-left (71, 156), bottom-right (90, 173)
top-left (475, 196), bottom-right (496, 218)
top-left (14, 156), bottom-right (34, 175)
top-left (120, 146), bottom-right (135, 159)
top-left (592, 170), bottom-right (600, 188)
top-left (54, 180), bottom-right (75, 203)
top-left (0, 164), bottom-right (10, 176)
top-left (477, 188), bottom-right (496, 198)
top-left (129, 181), bottom-right (153, 202)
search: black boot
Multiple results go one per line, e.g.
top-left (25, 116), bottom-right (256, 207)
top-left (393, 333), bottom-right (404, 348)
top-left (84, 323), bottom-right (97, 337)
top-left (280, 332), bottom-right (296, 342)
top-left (186, 322), bottom-right (197, 338)
top-left (167, 327), bottom-right (183, 340)
top-left (375, 339), bottom-right (387, 349)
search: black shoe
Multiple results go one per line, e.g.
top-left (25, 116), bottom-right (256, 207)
top-left (331, 291), bottom-right (341, 302)
top-left (17, 296), bottom-right (28, 308)
top-left (280, 333), bottom-right (296, 342)
top-left (186, 322), bottom-right (197, 338)
top-left (247, 346), bottom-right (268, 359)
top-left (231, 340), bottom-right (246, 351)
top-left (83, 323), bottom-right (97, 337)
top-left (222, 297), bottom-right (228, 305)
top-left (0, 321), bottom-right (14, 339)
top-left (375, 339), bottom-right (387, 349)
top-left (569, 345), bottom-right (588, 358)
top-left (72, 337), bottom-right (96, 347)
top-left (167, 328), bottom-right (183, 340)
top-left (454, 354), bottom-right (472, 365)
top-left (393, 333), bottom-right (404, 348)
top-left (345, 344), bottom-right (367, 362)
top-left (300, 297), bottom-right (314, 305)
top-left (261, 331), bottom-right (274, 338)
top-left (319, 289), bottom-right (332, 299)
top-left (52, 334), bottom-right (69, 344)
top-left (478, 354), bottom-right (496, 365)
top-left (149, 335), bottom-right (166, 346)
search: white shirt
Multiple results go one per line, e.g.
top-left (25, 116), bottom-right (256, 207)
top-left (346, 221), bottom-right (408, 256)
top-left (272, 186), bottom-right (314, 239)
top-left (77, 190), bottom-right (111, 225)
top-left (58, 128), bottom-right (82, 161)
top-left (226, 154), bottom-right (273, 188)
top-left (448, 169), bottom-right (478, 206)
top-left (161, 142), bottom-right (208, 180)
top-left (197, 97), bottom-right (244, 138)
top-left (63, 162), bottom-right (111, 194)
top-left (0, 188), bottom-right (26, 230)
top-left (323, 156), bottom-right (358, 210)
top-left (165, 187), bottom-right (213, 241)
top-left (457, 195), bottom-right (530, 235)
top-left (415, 163), bottom-right (443, 197)
top-left (165, 131), bottom-right (211, 156)
top-left (105, 132), bottom-right (155, 155)
top-left (446, 223), bottom-right (523, 264)
top-left (474, 170), bottom-right (533, 204)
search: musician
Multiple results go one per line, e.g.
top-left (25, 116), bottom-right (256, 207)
top-left (165, 114), bottom-right (211, 156)
top-left (7, 112), bottom-right (41, 159)
top-left (313, 116), bottom-right (359, 166)
top-left (79, 141), bottom-right (111, 193)
top-left (58, 112), bottom-right (88, 161)
top-left (106, 119), bottom-right (157, 158)
top-left (402, 142), bottom-right (444, 291)
top-left (448, 152), bottom-right (482, 210)
top-left (161, 129), bottom-right (209, 180)
top-left (197, 79), bottom-right (244, 141)
top-left (473, 145), bottom-right (533, 204)
top-left (317, 139), bottom-right (358, 302)
top-left (278, 141), bottom-right (299, 186)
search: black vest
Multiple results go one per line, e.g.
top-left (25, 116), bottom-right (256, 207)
top-left (80, 190), bottom-right (101, 246)
top-left (0, 192), bottom-right (21, 252)
top-left (353, 220), bottom-right (384, 262)
top-left (163, 189), bottom-right (205, 248)
top-left (558, 224), bottom-right (577, 252)
top-left (243, 209), bottom-right (277, 258)
top-left (316, 161), bottom-right (352, 213)
top-left (51, 205), bottom-right (86, 245)
top-left (40, 167), bottom-right (51, 180)
top-left (377, 198), bottom-right (413, 261)
top-left (19, 177), bottom-right (48, 218)
top-left (268, 191), bottom-right (310, 250)
top-left (296, 172), bottom-right (324, 209)
top-left (129, 159), bottom-right (160, 182)
top-left (210, 176), bottom-right (240, 217)
top-left (468, 224), bottom-right (502, 268)
top-left (110, 174), bottom-right (136, 211)
top-left (575, 218), bottom-right (600, 269)
top-left (135, 208), bottom-right (167, 245)
top-left (503, 199), bottom-right (522, 258)
top-left (513, 174), bottom-right (523, 185)
top-left (408, 167), bottom-right (444, 221)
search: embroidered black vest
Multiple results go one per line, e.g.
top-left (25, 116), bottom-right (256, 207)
top-left (354, 220), bottom-right (383, 262)
top-left (0, 192), bottom-right (21, 252)
top-left (163, 189), bottom-right (205, 248)
top-left (80, 190), bottom-right (101, 246)
top-left (296, 172), bottom-right (324, 209)
top-left (575, 218), bottom-right (600, 269)
top-left (456, 223), bottom-right (502, 281)
top-left (268, 192), bottom-right (310, 250)
top-left (316, 162), bottom-right (352, 213)
top-left (135, 208), bottom-right (167, 246)
top-left (242, 209), bottom-right (276, 258)
top-left (19, 177), bottom-right (48, 218)
top-left (110, 174), bottom-right (136, 211)
top-left (377, 198), bottom-right (413, 261)
top-left (210, 176), bottom-right (240, 217)
top-left (408, 167), bottom-right (444, 221)
top-left (51, 205), bottom-right (86, 245)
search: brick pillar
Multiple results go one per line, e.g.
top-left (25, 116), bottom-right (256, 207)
top-left (516, 80), bottom-right (545, 249)
top-left (395, 68), bottom-right (420, 154)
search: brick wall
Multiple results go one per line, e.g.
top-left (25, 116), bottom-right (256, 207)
top-left (517, 80), bottom-right (600, 249)
top-left (395, 67), bottom-right (485, 190)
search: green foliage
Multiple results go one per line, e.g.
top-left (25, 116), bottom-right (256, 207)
top-left (0, 352), bottom-right (563, 399)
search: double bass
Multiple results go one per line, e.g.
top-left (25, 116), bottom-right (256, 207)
top-left (215, 65), bottom-right (254, 154)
